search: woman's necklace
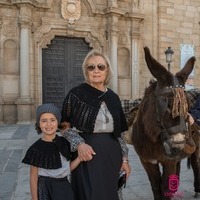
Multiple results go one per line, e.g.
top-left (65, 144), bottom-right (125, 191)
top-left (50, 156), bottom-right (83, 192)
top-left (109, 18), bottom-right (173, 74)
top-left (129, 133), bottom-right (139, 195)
top-left (98, 88), bottom-right (108, 99)
top-left (101, 103), bottom-right (109, 124)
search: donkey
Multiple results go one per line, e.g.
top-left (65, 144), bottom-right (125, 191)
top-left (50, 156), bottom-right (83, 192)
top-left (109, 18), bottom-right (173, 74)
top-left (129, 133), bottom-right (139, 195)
top-left (131, 47), bottom-right (200, 199)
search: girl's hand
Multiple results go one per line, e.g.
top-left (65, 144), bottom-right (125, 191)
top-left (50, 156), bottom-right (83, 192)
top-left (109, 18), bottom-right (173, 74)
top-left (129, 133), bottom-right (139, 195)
top-left (60, 121), bottom-right (71, 135)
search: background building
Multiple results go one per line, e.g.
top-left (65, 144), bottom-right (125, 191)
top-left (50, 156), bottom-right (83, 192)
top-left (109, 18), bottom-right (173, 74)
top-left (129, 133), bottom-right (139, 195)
top-left (0, 0), bottom-right (200, 124)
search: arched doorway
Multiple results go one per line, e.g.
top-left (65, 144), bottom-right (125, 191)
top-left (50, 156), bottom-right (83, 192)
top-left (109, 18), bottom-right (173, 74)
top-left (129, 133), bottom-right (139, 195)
top-left (42, 36), bottom-right (92, 108)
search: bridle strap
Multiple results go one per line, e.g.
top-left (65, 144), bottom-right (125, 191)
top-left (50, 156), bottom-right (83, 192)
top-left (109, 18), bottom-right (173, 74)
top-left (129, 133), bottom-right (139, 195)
top-left (167, 117), bottom-right (187, 133)
top-left (155, 87), bottom-right (188, 136)
top-left (155, 92), bottom-right (168, 125)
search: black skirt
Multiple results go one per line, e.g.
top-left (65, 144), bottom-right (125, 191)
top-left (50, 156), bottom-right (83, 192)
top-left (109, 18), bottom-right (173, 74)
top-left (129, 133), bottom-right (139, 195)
top-left (38, 176), bottom-right (74, 200)
top-left (71, 133), bottom-right (122, 200)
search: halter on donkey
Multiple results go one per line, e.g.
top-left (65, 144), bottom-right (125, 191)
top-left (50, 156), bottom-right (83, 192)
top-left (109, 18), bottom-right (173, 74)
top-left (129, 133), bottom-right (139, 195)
top-left (156, 78), bottom-right (196, 157)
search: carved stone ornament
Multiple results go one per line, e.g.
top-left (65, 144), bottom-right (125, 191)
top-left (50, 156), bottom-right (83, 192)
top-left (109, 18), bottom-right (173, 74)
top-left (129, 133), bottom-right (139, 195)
top-left (61, 0), bottom-right (81, 24)
top-left (2, 24), bottom-right (18, 37)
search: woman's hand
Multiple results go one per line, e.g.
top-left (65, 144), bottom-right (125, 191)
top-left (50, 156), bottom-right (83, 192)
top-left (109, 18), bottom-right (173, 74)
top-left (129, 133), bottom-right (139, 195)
top-left (121, 161), bottom-right (131, 179)
top-left (60, 121), bottom-right (96, 161)
top-left (77, 143), bottom-right (96, 161)
top-left (187, 113), bottom-right (194, 125)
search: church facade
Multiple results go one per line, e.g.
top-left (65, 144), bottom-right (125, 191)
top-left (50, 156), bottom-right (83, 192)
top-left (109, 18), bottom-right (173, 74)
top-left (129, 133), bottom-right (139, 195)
top-left (0, 0), bottom-right (200, 124)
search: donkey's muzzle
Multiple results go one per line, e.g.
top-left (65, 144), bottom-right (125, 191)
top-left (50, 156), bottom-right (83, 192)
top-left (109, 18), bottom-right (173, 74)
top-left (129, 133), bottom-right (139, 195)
top-left (161, 132), bottom-right (186, 158)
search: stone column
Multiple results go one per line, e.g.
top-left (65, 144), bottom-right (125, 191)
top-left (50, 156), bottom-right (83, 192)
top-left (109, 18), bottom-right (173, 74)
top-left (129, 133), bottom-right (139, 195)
top-left (131, 39), bottom-right (139, 98)
top-left (15, 12), bottom-right (33, 124)
top-left (0, 20), bottom-right (3, 124)
top-left (131, 20), bottom-right (140, 98)
top-left (109, 16), bottom-right (119, 93)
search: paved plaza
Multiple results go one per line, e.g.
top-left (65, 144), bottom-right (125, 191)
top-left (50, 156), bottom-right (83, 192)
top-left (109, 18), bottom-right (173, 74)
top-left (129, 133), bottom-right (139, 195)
top-left (0, 124), bottom-right (197, 200)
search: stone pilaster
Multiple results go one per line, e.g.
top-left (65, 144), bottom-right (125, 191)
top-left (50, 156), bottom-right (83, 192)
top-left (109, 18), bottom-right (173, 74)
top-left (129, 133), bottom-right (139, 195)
top-left (131, 39), bottom-right (139, 98)
top-left (0, 19), bottom-right (3, 124)
top-left (18, 17), bottom-right (32, 98)
top-left (131, 19), bottom-right (141, 98)
top-left (0, 98), bottom-right (3, 124)
top-left (108, 15), bottom-right (119, 93)
top-left (15, 6), bottom-right (33, 124)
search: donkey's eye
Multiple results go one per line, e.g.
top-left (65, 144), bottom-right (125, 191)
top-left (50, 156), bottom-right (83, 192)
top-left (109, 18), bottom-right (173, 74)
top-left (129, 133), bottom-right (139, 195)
top-left (168, 99), bottom-right (173, 107)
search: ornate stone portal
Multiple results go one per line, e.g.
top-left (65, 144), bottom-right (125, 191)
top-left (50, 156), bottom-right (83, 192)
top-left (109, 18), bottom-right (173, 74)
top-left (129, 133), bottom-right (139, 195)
top-left (0, 0), bottom-right (145, 124)
top-left (2, 1), bottom-right (199, 124)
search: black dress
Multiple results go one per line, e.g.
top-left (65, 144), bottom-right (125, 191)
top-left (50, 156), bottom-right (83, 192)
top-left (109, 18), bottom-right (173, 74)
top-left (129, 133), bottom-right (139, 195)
top-left (71, 133), bottom-right (122, 200)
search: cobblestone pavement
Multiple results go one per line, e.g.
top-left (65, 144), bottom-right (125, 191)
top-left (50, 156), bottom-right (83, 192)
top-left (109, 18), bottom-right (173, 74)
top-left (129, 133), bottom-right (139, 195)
top-left (0, 124), bottom-right (197, 200)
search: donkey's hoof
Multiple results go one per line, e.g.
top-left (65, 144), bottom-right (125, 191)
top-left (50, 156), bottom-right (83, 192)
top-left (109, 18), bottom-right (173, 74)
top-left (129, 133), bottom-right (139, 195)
top-left (194, 192), bottom-right (200, 198)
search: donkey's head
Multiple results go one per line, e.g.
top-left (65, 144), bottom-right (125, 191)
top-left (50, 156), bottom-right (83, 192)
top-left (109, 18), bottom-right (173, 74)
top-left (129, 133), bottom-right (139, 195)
top-left (144, 47), bottom-right (196, 158)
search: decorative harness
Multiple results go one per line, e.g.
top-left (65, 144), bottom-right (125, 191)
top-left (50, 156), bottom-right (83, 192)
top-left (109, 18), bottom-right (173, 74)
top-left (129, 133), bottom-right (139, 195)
top-left (154, 76), bottom-right (195, 157)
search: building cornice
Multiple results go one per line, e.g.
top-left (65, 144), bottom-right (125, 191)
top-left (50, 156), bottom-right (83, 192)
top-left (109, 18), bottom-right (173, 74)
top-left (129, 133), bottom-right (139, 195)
top-left (104, 7), bottom-right (145, 21)
top-left (0, 0), bottom-right (54, 8)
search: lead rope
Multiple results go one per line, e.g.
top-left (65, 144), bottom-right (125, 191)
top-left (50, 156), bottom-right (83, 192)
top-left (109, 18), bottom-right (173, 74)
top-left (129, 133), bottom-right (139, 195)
top-left (183, 115), bottom-right (196, 155)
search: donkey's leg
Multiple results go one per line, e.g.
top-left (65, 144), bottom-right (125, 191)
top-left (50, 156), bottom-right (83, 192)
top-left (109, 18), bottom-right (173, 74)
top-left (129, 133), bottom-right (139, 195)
top-left (161, 161), bottom-right (178, 200)
top-left (190, 146), bottom-right (200, 198)
top-left (140, 159), bottom-right (162, 200)
top-left (176, 161), bottom-right (181, 176)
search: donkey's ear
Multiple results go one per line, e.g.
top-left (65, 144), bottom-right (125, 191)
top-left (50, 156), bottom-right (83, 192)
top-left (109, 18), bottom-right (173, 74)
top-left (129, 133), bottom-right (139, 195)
top-left (175, 56), bottom-right (196, 84)
top-left (144, 47), bottom-right (171, 82)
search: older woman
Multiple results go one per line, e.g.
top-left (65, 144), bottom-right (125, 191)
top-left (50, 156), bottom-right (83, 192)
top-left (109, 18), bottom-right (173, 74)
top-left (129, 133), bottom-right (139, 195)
top-left (61, 50), bottom-right (131, 200)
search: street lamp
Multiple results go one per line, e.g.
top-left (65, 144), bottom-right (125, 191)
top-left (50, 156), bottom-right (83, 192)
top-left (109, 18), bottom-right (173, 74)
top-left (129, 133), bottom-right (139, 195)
top-left (164, 47), bottom-right (174, 72)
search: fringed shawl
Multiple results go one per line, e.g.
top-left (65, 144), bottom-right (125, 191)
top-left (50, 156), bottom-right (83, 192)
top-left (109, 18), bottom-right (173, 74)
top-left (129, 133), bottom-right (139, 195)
top-left (22, 135), bottom-right (71, 169)
top-left (61, 83), bottom-right (128, 137)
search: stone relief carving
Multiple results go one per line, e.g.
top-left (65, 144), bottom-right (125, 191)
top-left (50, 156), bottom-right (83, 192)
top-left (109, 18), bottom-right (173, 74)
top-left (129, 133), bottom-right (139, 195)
top-left (61, 0), bottom-right (81, 25)
top-left (34, 23), bottom-right (52, 47)
top-left (41, 31), bottom-right (55, 48)
top-left (133, 0), bottom-right (140, 7)
top-left (119, 33), bottom-right (128, 45)
top-left (85, 33), bottom-right (101, 50)
top-left (118, 0), bottom-right (140, 10)
top-left (34, 22), bottom-right (101, 50)
top-left (131, 19), bottom-right (141, 38)
top-left (19, 17), bottom-right (32, 29)
top-left (9, 0), bottom-right (54, 8)
top-left (108, 0), bottom-right (118, 7)
top-left (2, 23), bottom-right (18, 37)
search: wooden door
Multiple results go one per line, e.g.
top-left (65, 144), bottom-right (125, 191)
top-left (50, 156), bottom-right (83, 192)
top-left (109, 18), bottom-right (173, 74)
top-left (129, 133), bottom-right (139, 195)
top-left (42, 37), bottom-right (92, 108)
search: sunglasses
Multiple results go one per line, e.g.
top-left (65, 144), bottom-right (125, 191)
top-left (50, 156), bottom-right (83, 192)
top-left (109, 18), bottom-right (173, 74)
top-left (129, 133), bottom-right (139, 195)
top-left (86, 63), bottom-right (107, 71)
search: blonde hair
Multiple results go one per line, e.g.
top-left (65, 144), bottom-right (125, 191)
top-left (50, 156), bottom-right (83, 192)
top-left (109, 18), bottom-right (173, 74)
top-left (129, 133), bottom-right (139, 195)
top-left (82, 49), bottom-right (113, 85)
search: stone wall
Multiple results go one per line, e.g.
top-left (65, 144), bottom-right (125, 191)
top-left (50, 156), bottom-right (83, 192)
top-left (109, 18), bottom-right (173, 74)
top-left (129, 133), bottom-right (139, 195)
top-left (141, 0), bottom-right (200, 89)
top-left (0, 0), bottom-right (199, 124)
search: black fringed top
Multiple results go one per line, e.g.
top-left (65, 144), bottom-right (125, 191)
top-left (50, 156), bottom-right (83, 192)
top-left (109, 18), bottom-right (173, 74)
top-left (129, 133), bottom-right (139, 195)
top-left (22, 135), bottom-right (71, 169)
top-left (61, 83), bottom-right (128, 137)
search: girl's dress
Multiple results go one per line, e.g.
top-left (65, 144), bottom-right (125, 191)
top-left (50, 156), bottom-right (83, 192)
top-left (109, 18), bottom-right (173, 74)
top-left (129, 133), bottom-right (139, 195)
top-left (22, 134), bottom-right (74, 200)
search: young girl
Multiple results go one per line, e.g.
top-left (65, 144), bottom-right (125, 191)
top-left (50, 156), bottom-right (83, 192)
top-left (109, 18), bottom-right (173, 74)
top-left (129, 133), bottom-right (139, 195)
top-left (22, 103), bottom-right (81, 200)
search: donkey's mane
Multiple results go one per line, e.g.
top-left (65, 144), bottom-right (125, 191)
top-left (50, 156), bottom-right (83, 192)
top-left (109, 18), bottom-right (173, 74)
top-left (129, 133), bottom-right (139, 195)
top-left (137, 79), bottom-right (159, 142)
top-left (143, 79), bottom-right (157, 100)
